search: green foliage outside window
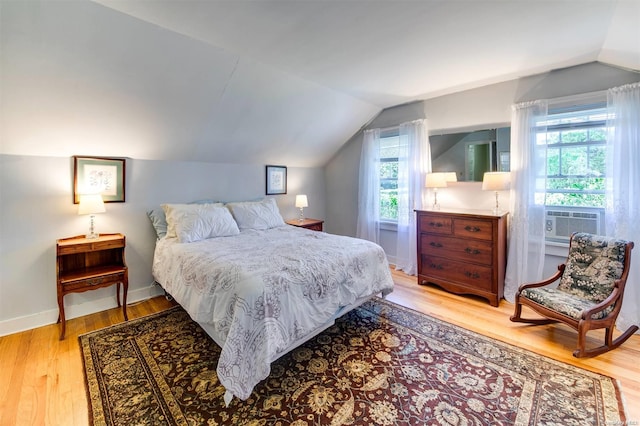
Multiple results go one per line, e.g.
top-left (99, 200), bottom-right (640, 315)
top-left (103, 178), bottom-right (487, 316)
top-left (542, 116), bottom-right (607, 208)
top-left (379, 136), bottom-right (400, 220)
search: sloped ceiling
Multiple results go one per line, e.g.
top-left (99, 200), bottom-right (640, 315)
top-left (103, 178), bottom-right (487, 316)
top-left (1, 0), bottom-right (639, 167)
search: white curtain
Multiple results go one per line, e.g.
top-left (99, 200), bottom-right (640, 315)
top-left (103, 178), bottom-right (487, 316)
top-left (395, 119), bottom-right (432, 275)
top-left (504, 100), bottom-right (548, 302)
top-left (605, 82), bottom-right (640, 332)
top-left (356, 129), bottom-right (381, 244)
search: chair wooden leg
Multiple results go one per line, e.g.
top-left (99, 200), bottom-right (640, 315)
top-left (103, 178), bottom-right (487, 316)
top-left (573, 325), bottom-right (639, 358)
top-left (510, 299), bottom-right (558, 325)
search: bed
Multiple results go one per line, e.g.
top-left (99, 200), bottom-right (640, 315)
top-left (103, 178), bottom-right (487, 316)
top-left (149, 199), bottom-right (395, 404)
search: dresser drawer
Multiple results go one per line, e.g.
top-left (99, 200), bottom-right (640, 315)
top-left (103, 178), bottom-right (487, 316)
top-left (421, 234), bottom-right (493, 265)
top-left (418, 214), bottom-right (453, 235)
top-left (453, 218), bottom-right (493, 240)
top-left (420, 255), bottom-right (493, 291)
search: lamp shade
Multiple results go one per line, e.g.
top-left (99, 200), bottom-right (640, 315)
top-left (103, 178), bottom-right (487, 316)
top-left (482, 172), bottom-right (511, 191)
top-left (425, 172), bottom-right (448, 188)
top-left (295, 194), bottom-right (308, 208)
top-left (443, 172), bottom-right (458, 183)
top-left (78, 193), bottom-right (106, 215)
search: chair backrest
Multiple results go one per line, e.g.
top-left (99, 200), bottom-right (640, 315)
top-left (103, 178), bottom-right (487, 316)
top-left (557, 233), bottom-right (630, 303)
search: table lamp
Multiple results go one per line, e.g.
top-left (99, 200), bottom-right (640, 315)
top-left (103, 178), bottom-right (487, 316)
top-left (78, 193), bottom-right (106, 239)
top-left (295, 194), bottom-right (308, 222)
top-left (482, 172), bottom-right (511, 214)
top-left (425, 173), bottom-right (448, 210)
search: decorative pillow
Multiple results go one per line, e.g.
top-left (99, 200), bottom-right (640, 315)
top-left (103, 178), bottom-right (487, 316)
top-left (147, 209), bottom-right (169, 239)
top-left (161, 202), bottom-right (224, 239)
top-left (167, 204), bottom-right (240, 243)
top-left (226, 198), bottom-right (286, 230)
top-left (147, 199), bottom-right (219, 239)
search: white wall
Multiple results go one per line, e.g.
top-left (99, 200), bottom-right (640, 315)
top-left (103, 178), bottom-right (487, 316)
top-left (0, 154), bottom-right (325, 335)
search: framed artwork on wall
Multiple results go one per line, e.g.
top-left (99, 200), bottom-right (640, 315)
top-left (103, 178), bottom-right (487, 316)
top-left (73, 156), bottom-right (126, 203)
top-left (265, 165), bottom-right (287, 195)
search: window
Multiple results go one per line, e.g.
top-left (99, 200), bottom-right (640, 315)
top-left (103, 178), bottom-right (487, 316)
top-left (379, 134), bottom-right (399, 221)
top-left (535, 103), bottom-right (608, 242)
top-left (535, 104), bottom-right (608, 208)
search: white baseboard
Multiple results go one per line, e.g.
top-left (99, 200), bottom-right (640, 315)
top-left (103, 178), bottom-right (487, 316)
top-left (0, 283), bottom-right (165, 337)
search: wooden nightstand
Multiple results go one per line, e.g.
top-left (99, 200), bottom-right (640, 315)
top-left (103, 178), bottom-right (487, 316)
top-left (286, 218), bottom-right (324, 232)
top-left (56, 233), bottom-right (128, 339)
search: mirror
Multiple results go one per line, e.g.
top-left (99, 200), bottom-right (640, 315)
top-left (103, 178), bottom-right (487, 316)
top-left (429, 127), bottom-right (510, 181)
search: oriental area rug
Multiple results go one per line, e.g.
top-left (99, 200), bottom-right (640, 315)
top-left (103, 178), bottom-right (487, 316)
top-left (80, 298), bottom-right (627, 426)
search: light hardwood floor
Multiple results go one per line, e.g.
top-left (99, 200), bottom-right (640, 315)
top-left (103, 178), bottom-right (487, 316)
top-left (1, 270), bottom-right (638, 425)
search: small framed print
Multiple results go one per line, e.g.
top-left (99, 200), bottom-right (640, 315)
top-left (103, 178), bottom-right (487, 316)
top-left (73, 156), bottom-right (126, 203)
top-left (265, 165), bottom-right (287, 195)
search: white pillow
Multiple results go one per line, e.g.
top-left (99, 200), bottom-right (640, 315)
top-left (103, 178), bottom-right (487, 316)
top-left (161, 203), bottom-right (224, 239)
top-left (226, 198), bottom-right (285, 230)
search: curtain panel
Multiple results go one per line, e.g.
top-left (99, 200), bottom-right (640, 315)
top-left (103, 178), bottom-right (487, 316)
top-left (356, 120), bottom-right (432, 274)
top-left (606, 82), bottom-right (640, 332)
top-left (504, 100), bottom-right (548, 302)
top-left (356, 129), bottom-right (381, 244)
top-left (395, 119), bottom-right (431, 275)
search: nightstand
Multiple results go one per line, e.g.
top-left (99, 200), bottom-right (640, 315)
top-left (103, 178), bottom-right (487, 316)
top-left (286, 218), bottom-right (324, 232)
top-left (56, 233), bottom-right (128, 339)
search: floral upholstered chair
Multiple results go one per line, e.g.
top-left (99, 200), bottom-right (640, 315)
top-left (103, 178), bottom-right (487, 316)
top-left (511, 232), bottom-right (637, 357)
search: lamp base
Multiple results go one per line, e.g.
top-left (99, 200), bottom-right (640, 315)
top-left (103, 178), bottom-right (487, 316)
top-left (86, 214), bottom-right (99, 239)
top-left (298, 207), bottom-right (305, 222)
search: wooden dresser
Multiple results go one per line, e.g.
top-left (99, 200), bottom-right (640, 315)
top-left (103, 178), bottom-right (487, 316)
top-left (416, 209), bottom-right (508, 306)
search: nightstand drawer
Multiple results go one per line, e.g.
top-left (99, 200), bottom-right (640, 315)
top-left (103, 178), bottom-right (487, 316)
top-left (62, 272), bottom-right (125, 291)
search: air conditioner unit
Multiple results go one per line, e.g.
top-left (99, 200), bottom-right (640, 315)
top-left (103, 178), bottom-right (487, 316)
top-left (545, 210), bottom-right (601, 241)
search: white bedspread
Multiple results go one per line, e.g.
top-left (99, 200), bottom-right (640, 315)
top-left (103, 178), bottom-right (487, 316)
top-left (152, 225), bottom-right (394, 400)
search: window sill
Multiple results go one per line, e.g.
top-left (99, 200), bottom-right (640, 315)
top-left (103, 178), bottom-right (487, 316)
top-left (545, 240), bottom-right (569, 257)
top-left (379, 221), bottom-right (397, 231)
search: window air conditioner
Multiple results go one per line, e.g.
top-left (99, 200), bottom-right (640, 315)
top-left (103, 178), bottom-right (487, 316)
top-left (545, 210), bottom-right (601, 241)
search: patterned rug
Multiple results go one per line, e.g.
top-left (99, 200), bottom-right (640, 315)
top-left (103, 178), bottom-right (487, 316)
top-left (80, 298), bottom-right (627, 425)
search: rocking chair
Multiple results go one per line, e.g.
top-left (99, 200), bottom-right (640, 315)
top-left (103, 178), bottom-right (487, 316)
top-left (511, 232), bottom-right (638, 358)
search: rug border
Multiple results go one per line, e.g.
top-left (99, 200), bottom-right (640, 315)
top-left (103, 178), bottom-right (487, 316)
top-left (79, 306), bottom-right (184, 426)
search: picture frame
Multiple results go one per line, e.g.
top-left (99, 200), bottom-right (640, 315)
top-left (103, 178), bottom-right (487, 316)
top-left (73, 156), bottom-right (126, 203)
top-left (265, 165), bottom-right (287, 195)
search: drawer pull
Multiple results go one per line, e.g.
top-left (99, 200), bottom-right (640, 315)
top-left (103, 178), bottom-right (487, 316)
top-left (464, 225), bottom-right (481, 232)
top-left (87, 278), bottom-right (103, 286)
top-left (428, 263), bottom-right (444, 270)
top-left (429, 242), bottom-right (443, 248)
top-left (428, 221), bottom-right (444, 228)
top-left (464, 247), bottom-right (481, 255)
top-left (465, 271), bottom-right (481, 279)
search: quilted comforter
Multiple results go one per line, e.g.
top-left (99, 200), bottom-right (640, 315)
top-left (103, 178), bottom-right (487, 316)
top-left (152, 225), bottom-right (394, 401)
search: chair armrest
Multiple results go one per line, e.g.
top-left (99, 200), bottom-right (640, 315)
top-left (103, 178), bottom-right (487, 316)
top-left (580, 279), bottom-right (623, 320)
top-left (517, 264), bottom-right (566, 292)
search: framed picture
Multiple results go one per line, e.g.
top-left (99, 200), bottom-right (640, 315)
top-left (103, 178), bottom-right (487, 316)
top-left (73, 156), bottom-right (126, 203)
top-left (265, 165), bottom-right (287, 195)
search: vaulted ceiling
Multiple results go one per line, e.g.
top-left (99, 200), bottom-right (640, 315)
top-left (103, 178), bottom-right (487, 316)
top-left (2, 0), bottom-right (638, 167)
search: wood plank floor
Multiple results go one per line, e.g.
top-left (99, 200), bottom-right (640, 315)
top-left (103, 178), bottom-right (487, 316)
top-left (1, 270), bottom-right (638, 425)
